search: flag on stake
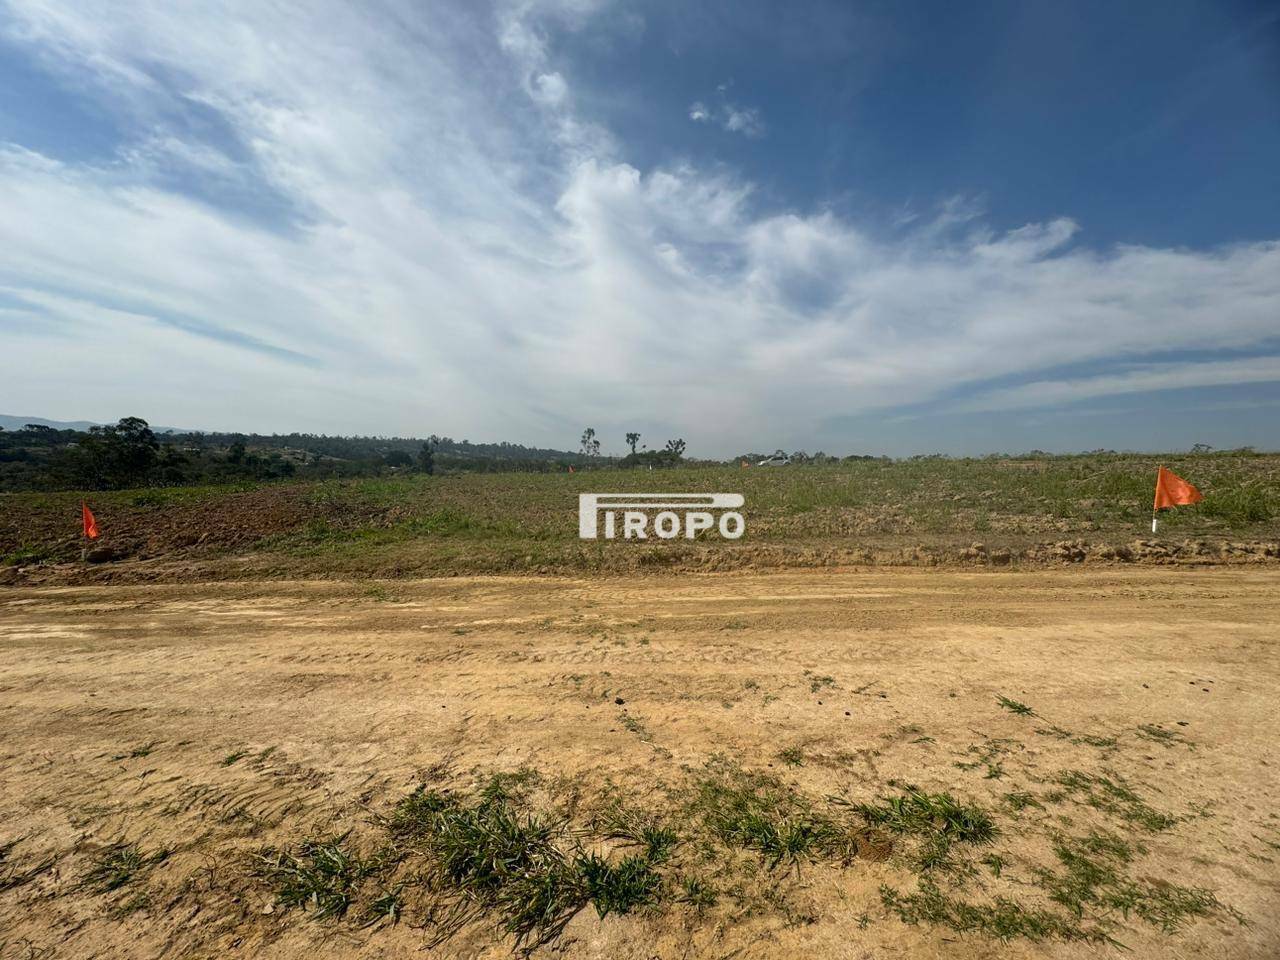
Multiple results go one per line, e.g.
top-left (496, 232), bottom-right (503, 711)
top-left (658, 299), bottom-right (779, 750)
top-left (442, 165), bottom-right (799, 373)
top-left (1151, 466), bottom-right (1202, 533)
top-left (81, 501), bottom-right (100, 540)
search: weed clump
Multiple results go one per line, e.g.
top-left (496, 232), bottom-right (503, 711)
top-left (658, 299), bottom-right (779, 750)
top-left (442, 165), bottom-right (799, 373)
top-left (257, 834), bottom-right (373, 920)
top-left (83, 843), bottom-right (168, 893)
top-left (1136, 724), bottom-right (1194, 749)
top-left (577, 852), bottom-right (664, 918)
top-left (595, 803), bottom-right (678, 862)
top-left (386, 776), bottom-right (669, 947)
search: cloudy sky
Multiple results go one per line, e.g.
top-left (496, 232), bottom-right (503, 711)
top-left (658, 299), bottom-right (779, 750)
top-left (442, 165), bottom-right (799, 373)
top-left (1, 0), bottom-right (1278, 456)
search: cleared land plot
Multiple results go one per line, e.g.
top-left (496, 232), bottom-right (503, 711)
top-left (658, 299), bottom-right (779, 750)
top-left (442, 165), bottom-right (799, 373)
top-left (2, 454), bottom-right (1279, 580)
top-left (1, 567), bottom-right (1277, 958)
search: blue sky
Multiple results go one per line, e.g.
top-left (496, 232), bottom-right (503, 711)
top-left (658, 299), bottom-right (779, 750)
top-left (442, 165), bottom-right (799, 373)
top-left (0, 0), bottom-right (1278, 455)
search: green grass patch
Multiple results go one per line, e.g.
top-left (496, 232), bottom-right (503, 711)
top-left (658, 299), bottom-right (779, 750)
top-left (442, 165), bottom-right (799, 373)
top-left (842, 785), bottom-right (995, 872)
top-left (881, 878), bottom-right (1098, 942)
top-left (1033, 830), bottom-right (1238, 934)
top-left (692, 763), bottom-right (867, 868)
top-left (1051, 771), bottom-right (1179, 831)
top-left (236, 761), bottom-right (1235, 950)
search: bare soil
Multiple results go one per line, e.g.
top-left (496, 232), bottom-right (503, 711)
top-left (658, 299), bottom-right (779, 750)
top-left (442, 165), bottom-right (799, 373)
top-left (1, 567), bottom-right (1277, 958)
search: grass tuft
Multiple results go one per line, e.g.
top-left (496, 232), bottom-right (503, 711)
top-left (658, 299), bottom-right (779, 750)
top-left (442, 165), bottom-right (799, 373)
top-left (996, 695), bottom-right (1035, 716)
top-left (576, 851), bottom-right (663, 918)
top-left (596, 804), bottom-right (678, 863)
top-left (778, 746), bottom-right (805, 767)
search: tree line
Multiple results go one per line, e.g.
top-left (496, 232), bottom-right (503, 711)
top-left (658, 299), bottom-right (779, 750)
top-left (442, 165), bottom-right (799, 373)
top-left (0, 419), bottom-right (589, 491)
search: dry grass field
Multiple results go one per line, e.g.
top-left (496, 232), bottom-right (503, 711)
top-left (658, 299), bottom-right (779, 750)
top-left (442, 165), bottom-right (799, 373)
top-left (2, 567), bottom-right (1278, 959)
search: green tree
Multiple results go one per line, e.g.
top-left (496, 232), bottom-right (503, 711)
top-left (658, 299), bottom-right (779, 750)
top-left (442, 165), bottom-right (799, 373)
top-left (625, 431), bottom-right (640, 454)
top-left (63, 417), bottom-right (159, 489)
top-left (664, 438), bottom-right (686, 458)
top-left (580, 427), bottom-right (600, 457)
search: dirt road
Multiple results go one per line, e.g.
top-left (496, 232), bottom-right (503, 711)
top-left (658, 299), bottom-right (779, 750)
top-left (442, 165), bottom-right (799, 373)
top-left (1, 568), bottom-right (1277, 958)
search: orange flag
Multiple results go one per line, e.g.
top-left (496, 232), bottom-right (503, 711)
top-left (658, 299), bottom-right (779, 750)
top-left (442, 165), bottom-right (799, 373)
top-left (81, 501), bottom-right (100, 540)
top-left (1153, 466), bottom-right (1203, 511)
top-left (568, 465), bottom-right (575, 474)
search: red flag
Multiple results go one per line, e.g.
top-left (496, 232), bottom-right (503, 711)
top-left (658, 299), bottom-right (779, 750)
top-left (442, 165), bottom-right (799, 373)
top-left (81, 501), bottom-right (100, 540)
top-left (1153, 466), bottom-right (1203, 511)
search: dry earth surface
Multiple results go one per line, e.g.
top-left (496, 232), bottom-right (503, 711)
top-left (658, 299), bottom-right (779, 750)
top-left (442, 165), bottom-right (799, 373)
top-left (1, 567), bottom-right (1277, 959)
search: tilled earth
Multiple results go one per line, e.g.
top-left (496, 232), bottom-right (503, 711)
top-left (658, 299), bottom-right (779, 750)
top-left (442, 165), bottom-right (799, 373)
top-left (0, 567), bottom-right (1277, 959)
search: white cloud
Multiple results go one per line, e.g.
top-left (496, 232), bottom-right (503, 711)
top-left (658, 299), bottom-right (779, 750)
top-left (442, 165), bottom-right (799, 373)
top-left (687, 90), bottom-right (765, 137)
top-left (531, 71), bottom-right (568, 106)
top-left (0, 0), bottom-right (1277, 454)
top-left (722, 105), bottom-right (764, 137)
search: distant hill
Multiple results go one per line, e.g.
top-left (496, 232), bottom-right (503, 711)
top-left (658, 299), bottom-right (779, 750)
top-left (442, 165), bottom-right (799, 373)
top-left (0, 415), bottom-right (190, 433)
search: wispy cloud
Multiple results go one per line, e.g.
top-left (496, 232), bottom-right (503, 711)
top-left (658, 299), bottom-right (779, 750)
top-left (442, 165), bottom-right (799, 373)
top-left (956, 356), bottom-right (1280, 413)
top-left (0, 0), bottom-right (1277, 451)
